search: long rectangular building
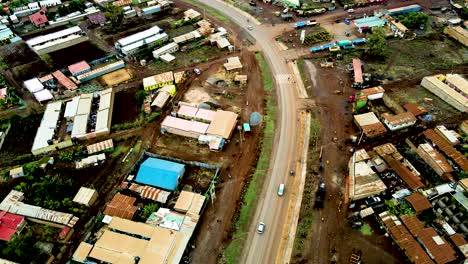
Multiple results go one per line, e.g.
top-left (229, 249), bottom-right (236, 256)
top-left (115, 26), bottom-right (168, 56)
top-left (421, 74), bottom-right (468, 112)
top-left (25, 26), bottom-right (88, 55)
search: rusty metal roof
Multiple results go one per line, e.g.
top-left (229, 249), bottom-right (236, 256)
top-left (400, 215), bottom-right (425, 236)
top-left (417, 228), bottom-right (457, 264)
top-left (405, 193), bottom-right (432, 213)
top-left (404, 103), bottom-right (428, 117)
top-left (423, 129), bottom-right (468, 171)
top-left (103, 193), bottom-right (137, 220)
top-left (382, 112), bottom-right (417, 126)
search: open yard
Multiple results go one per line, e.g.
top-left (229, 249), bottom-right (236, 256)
top-left (100, 68), bottom-right (134, 86)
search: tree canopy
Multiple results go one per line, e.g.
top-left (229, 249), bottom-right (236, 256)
top-left (365, 27), bottom-right (388, 59)
top-left (398, 12), bottom-right (429, 29)
top-left (104, 4), bottom-right (124, 29)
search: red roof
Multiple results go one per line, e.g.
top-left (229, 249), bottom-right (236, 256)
top-left (29, 11), bottom-right (48, 27)
top-left (59, 226), bottom-right (71, 240)
top-left (52, 70), bottom-right (78, 91)
top-left (68, 61), bottom-right (91, 76)
top-left (103, 193), bottom-right (137, 220)
top-left (353, 58), bottom-right (363, 83)
top-left (0, 211), bottom-right (25, 241)
top-left (405, 193), bottom-right (432, 213)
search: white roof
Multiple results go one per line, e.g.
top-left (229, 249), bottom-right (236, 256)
top-left (39, 0), bottom-right (62, 6)
top-left (217, 37), bottom-right (231, 48)
top-left (160, 53), bottom-right (175, 62)
top-left (73, 187), bottom-right (97, 205)
top-left (95, 109), bottom-right (110, 132)
top-left (151, 91), bottom-right (170, 108)
top-left (24, 78), bottom-right (44, 93)
top-left (145, 32), bottom-right (168, 44)
top-left (26, 26), bottom-right (83, 46)
top-left (31, 101), bottom-right (62, 152)
top-left (71, 114), bottom-right (88, 137)
top-left (99, 91), bottom-right (112, 110)
top-left (354, 112), bottom-right (380, 127)
top-left (117, 26), bottom-right (161, 47)
top-left (77, 97), bottom-right (92, 116)
top-left (173, 30), bottom-right (201, 44)
top-left (153, 42), bottom-right (178, 57)
top-left (64, 96), bottom-right (80, 118)
top-left (34, 89), bottom-right (53, 102)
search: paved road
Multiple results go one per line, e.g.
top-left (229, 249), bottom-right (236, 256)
top-left (197, 0), bottom-right (299, 263)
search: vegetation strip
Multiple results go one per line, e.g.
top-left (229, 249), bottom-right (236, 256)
top-left (222, 52), bottom-right (276, 263)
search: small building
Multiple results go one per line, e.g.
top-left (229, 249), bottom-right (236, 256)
top-left (52, 70), bottom-right (78, 91)
top-left (381, 112), bottom-right (416, 131)
top-left (87, 139), bottom-right (114, 155)
top-left (403, 102), bottom-right (427, 117)
top-left (103, 193), bottom-right (137, 219)
top-left (143, 71), bottom-right (174, 91)
top-left (76, 60), bottom-right (125, 83)
top-left (29, 10), bottom-right (48, 27)
top-left (423, 129), bottom-right (468, 172)
top-left (135, 158), bottom-right (185, 191)
top-left (173, 30), bottom-right (202, 44)
top-left (416, 143), bottom-right (454, 182)
top-left (243, 123), bottom-right (251, 136)
top-left (114, 26), bottom-right (168, 56)
top-left (0, 211), bottom-right (26, 241)
top-left (183, 8), bottom-right (201, 21)
top-left (234, 75), bottom-right (248, 84)
top-left (9, 167), bottom-right (24, 179)
top-left (387, 19), bottom-right (408, 38)
top-left (174, 190), bottom-right (205, 214)
top-left (444, 26), bottom-right (468, 47)
top-left (405, 192), bottom-right (432, 213)
top-left (75, 154), bottom-right (106, 169)
top-left (68, 61), bottom-right (91, 76)
top-left (160, 53), bottom-right (175, 63)
top-left (348, 150), bottom-right (387, 200)
top-left (152, 42), bottom-right (179, 59)
top-left (356, 86), bottom-right (385, 101)
top-left (72, 242), bottom-right (93, 263)
top-left (206, 110), bottom-right (238, 139)
top-left (72, 187), bottom-right (98, 206)
top-left (151, 91), bottom-right (171, 109)
top-left (352, 58), bottom-right (364, 88)
top-left (353, 112), bottom-right (387, 138)
top-left (88, 12), bottom-right (106, 26)
top-left (435, 125), bottom-right (460, 145)
top-left (353, 16), bottom-right (386, 33)
top-left (224, 57), bottom-right (242, 71)
top-left (0, 24), bottom-right (21, 45)
top-left (39, 0), bottom-right (61, 7)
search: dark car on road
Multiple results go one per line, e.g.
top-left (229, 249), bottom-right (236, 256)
top-left (314, 182), bottom-right (326, 208)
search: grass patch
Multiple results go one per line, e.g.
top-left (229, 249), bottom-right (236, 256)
top-left (255, 52), bottom-right (273, 91)
top-left (181, 0), bottom-right (230, 23)
top-left (110, 144), bottom-right (130, 158)
top-left (222, 53), bottom-right (276, 264)
top-left (359, 223), bottom-right (373, 236)
top-left (293, 117), bottom-right (320, 254)
top-left (112, 112), bottom-right (160, 131)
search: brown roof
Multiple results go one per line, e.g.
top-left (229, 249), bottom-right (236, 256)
top-left (103, 193), bottom-right (137, 220)
top-left (450, 233), bottom-right (467, 247)
top-left (424, 129), bottom-right (468, 171)
top-left (362, 123), bottom-right (387, 138)
top-left (379, 212), bottom-right (434, 264)
top-left (401, 215), bottom-right (425, 236)
top-left (52, 70), bottom-right (78, 91)
top-left (417, 228), bottom-right (457, 264)
top-left (404, 103), bottom-right (428, 116)
top-left (405, 193), bottom-right (432, 213)
top-left (382, 155), bottom-right (425, 189)
top-left (373, 143), bottom-right (403, 161)
top-left (382, 112), bottom-right (417, 126)
top-left (416, 144), bottom-right (454, 181)
top-left (357, 86), bottom-right (385, 100)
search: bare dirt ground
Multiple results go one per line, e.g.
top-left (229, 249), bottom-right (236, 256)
top-left (100, 69), bottom-right (133, 86)
top-left (292, 60), bottom-right (408, 264)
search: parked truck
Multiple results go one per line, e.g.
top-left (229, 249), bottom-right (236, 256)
top-left (293, 19), bottom-right (319, 28)
top-left (296, 8), bottom-right (326, 16)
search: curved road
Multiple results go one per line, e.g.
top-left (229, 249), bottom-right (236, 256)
top-left (196, 0), bottom-right (300, 263)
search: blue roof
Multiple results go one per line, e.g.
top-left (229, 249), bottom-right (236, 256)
top-left (136, 158), bottom-right (185, 191)
top-left (243, 123), bottom-right (251, 132)
top-left (354, 16), bottom-right (386, 28)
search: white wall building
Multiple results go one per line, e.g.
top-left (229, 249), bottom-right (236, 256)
top-left (115, 26), bottom-right (168, 56)
top-left (25, 26), bottom-right (88, 55)
top-left (153, 42), bottom-right (179, 59)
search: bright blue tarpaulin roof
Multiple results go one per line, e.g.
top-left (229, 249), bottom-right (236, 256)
top-left (136, 158), bottom-right (185, 191)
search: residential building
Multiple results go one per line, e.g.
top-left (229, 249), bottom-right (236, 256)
top-left (387, 19), bottom-right (408, 38)
top-left (348, 149), bottom-right (387, 200)
top-left (29, 10), bottom-right (48, 27)
top-left (75, 60), bottom-right (125, 83)
top-left (103, 193), bottom-right (138, 219)
top-left (444, 26), bottom-right (468, 47)
top-left (152, 42), bottom-right (179, 59)
top-left (160, 53), bottom-right (175, 63)
top-left (135, 158), bottom-right (185, 191)
top-left (39, 0), bottom-right (62, 8)
top-left (424, 129), bottom-right (468, 171)
top-left (72, 187), bottom-right (98, 206)
top-left (87, 139), bottom-right (114, 154)
top-left (403, 102), bottom-right (427, 117)
top-left (13, 3), bottom-right (40, 17)
top-left (161, 116), bottom-right (209, 138)
top-left (354, 112), bottom-right (387, 138)
top-left (177, 105), bottom-right (216, 123)
top-left (25, 26), bottom-right (88, 55)
top-left (151, 85), bottom-right (175, 109)
top-left (387, 4), bottom-right (422, 16)
top-left (115, 26), bottom-right (168, 56)
top-left (23, 78), bottom-right (53, 103)
top-left (417, 144), bottom-right (454, 181)
top-left (405, 192), bottom-right (432, 213)
top-left (0, 211), bottom-right (26, 241)
top-left (374, 143), bottom-right (425, 190)
top-left (9, 167), bottom-right (24, 179)
top-left (75, 153), bottom-right (106, 169)
top-left (0, 190), bottom-right (78, 227)
top-left (352, 58), bottom-right (364, 88)
top-left (48, 7), bottom-right (100, 26)
top-left (143, 71), bottom-right (174, 91)
top-left (183, 8), bottom-right (201, 21)
top-left (381, 112), bottom-right (416, 131)
top-left (224, 56), bottom-right (242, 71)
top-left (52, 70), bottom-right (78, 91)
top-left (353, 16), bottom-right (386, 33)
top-left (206, 110), bottom-right (238, 139)
top-left (421, 74), bottom-right (468, 112)
top-left (125, 182), bottom-right (170, 203)
top-left (173, 30), bottom-right (201, 44)
top-left (0, 24), bottom-right (21, 45)
top-left (435, 125), bottom-right (460, 145)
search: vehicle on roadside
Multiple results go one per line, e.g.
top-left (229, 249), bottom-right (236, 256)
top-left (290, 170), bottom-right (295, 176)
top-left (194, 68), bottom-right (201, 75)
top-left (293, 19), bottom-right (319, 29)
top-left (364, 196), bottom-right (382, 207)
top-left (314, 182), bottom-right (326, 208)
top-left (257, 222), bottom-right (266, 234)
top-left (249, 0), bottom-right (256, 6)
top-left (278, 183), bottom-right (285, 196)
top-left (347, 8), bottom-right (355, 13)
top-left (247, 25), bottom-right (253, 31)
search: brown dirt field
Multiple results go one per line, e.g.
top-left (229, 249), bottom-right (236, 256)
top-left (292, 60), bottom-right (407, 264)
top-left (100, 68), bottom-right (133, 86)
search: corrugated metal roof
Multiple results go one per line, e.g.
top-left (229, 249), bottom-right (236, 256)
top-left (423, 129), bottom-right (468, 171)
top-left (103, 193), bottom-right (137, 219)
top-left (417, 227), bottom-right (457, 264)
top-left (143, 71), bottom-right (174, 88)
top-left (206, 110), bottom-right (238, 139)
top-left (151, 91), bottom-right (170, 108)
top-left (26, 26), bottom-right (83, 46)
top-left (416, 143), bottom-right (454, 180)
top-left (404, 103), bottom-right (427, 116)
top-left (116, 25), bottom-right (161, 47)
top-left (224, 56), bottom-right (242, 71)
top-left (174, 191), bottom-right (206, 215)
top-left (52, 70), bottom-right (78, 91)
top-left (354, 112), bottom-right (380, 126)
top-left (72, 242), bottom-right (93, 262)
top-left (352, 58), bottom-right (363, 83)
top-left (72, 187), bottom-right (97, 205)
top-left (136, 158), bottom-right (185, 191)
top-left (161, 116), bottom-right (209, 134)
top-left (68, 61), bottom-right (90, 75)
top-left (108, 217), bottom-right (155, 238)
top-left (87, 139), bottom-right (113, 154)
top-left (405, 193), bottom-right (432, 213)
top-left (382, 112), bottom-right (416, 126)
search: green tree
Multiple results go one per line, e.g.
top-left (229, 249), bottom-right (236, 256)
top-left (104, 5), bottom-right (124, 29)
top-left (134, 90), bottom-right (147, 109)
top-left (366, 27), bottom-right (388, 59)
top-left (141, 203), bottom-right (159, 219)
top-left (2, 228), bottom-right (40, 263)
top-left (399, 12), bottom-right (429, 29)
